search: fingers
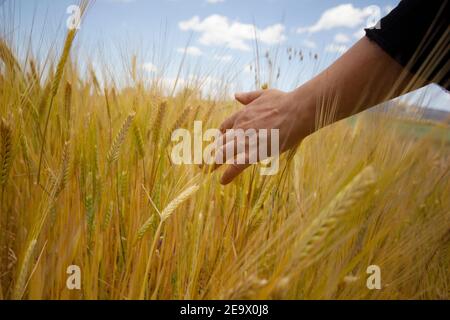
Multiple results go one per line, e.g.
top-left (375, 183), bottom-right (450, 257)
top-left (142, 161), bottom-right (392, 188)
top-left (214, 135), bottom-right (259, 184)
top-left (220, 90), bottom-right (265, 132)
top-left (219, 112), bottom-right (239, 133)
top-left (235, 90), bottom-right (264, 105)
top-left (221, 163), bottom-right (251, 185)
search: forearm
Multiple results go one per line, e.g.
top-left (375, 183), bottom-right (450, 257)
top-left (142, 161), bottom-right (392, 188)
top-left (292, 37), bottom-right (428, 130)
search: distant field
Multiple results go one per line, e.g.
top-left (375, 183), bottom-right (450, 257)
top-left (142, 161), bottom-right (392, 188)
top-left (349, 114), bottom-right (450, 142)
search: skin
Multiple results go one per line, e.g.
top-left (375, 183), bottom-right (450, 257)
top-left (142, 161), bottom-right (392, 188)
top-left (216, 36), bottom-right (428, 185)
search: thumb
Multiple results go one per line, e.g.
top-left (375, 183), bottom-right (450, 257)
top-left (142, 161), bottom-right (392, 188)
top-left (235, 90), bottom-right (264, 105)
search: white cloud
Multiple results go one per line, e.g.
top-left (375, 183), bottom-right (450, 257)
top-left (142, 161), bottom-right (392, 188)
top-left (179, 15), bottom-right (286, 51)
top-left (384, 4), bottom-right (395, 14)
top-left (177, 46), bottom-right (203, 56)
top-left (142, 62), bottom-right (157, 73)
top-left (325, 43), bottom-right (348, 54)
top-left (334, 33), bottom-right (350, 43)
top-left (243, 64), bottom-right (253, 73)
top-left (353, 28), bottom-right (365, 39)
top-left (213, 54), bottom-right (232, 62)
top-left (105, 0), bottom-right (135, 3)
top-left (302, 39), bottom-right (317, 49)
top-left (206, 0), bottom-right (224, 3)
top-left (297, 4), bottom-right (376, 33)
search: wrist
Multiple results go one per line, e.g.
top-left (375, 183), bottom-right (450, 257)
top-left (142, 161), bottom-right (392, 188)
top-left (288, 85), bottom-right (317, 135)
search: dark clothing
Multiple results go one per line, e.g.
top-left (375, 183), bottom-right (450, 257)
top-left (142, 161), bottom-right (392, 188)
top-left (365, 0), bottom-right (449, 90)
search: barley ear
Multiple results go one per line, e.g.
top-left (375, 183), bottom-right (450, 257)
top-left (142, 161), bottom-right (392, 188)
top-left (160, 185), bottom-right (199, 222)
top-left (50, 29), bottom-right (76, 98)
top-left (102, 201), bottom-right (114, 230)
top-left (0, 39), bottom-right (21, 72)
top-left (152, 101), bottom-right (167, 146)
top-left (107, 113), bottom-right (135, 164)
top-left (53, 141), bottom-right (71, 197)
top-left (64, 81), bottom-right (72, 125)
top-left (136, 214), bottom-right (156, 240)
top-left (133, 123), bottom-right (145, 158)
top-left (0, 118), bottom-right (13, 187)
top-left (295, 166), bottom-right (377, 263)
top-left (12, 239), bottom-right (37, 300)
top-left (37, 28), bottom-right (78, 184)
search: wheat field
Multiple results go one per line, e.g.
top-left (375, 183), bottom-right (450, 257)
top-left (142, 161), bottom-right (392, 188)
top-left (0, 2), bottom-right (449, 300)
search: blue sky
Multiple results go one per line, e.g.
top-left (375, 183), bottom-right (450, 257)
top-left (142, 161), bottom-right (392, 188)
top-left (3, 0), bottom-right (450, 110)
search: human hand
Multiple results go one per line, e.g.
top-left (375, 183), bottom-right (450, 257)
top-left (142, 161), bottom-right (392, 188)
top-left (216, 88), bottom-right (316, 184)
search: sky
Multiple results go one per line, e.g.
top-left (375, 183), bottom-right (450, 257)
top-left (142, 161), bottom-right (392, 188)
top-left (2, 0), bottom-right (449, 110)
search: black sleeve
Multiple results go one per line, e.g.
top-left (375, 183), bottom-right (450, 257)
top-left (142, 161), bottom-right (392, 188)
top-left (365, 0), bottom-right (449, 90)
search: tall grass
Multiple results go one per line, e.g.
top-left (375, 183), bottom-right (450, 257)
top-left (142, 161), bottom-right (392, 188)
top-left (0, 6), bottom-right (449, 300)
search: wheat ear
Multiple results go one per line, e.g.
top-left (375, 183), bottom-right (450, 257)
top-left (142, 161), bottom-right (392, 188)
top-left (295, 166), bottom-right (377, 263)
top-left (64, 81), bottom-right (72, 124)
top-left (53, 141), bottom-right (71, 197)
top-left (163, 106), bottom-right (191, 146)
top-left (152, 101), bottom-right (167, 145)
top-left (138, 184), bottom-right (199, 299)
top-left (133, 123), bottom-right (145, 158)
top-left (107, 112), bottom-right (135, 164)
top-left (137, 214), bottom-right (156, 241)
top-left (51, 29), bottom-right (76, 98)
top-left (252, 178), bottom-right (275, 215)
top-left (12, 239), bottom-right (37, 300)
top-left (0, 39), bottom-right (21, 72)
top-left (37, 29), bottom-right (77, 184)
top-left (0, 118), bottom-right (13, 187)
top-left (160, 185), bottom-right (199, 222)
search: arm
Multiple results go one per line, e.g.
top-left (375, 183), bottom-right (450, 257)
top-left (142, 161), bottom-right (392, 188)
top-left (217, 0), bottom-right (449, 185)
top-left (217, 36), bottom-right (427, 185)
top-left (293, 36), bottom-right (426, 124)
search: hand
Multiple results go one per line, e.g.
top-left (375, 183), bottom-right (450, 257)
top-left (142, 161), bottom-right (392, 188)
top-left (216, 88), bottom-right (316, 185)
